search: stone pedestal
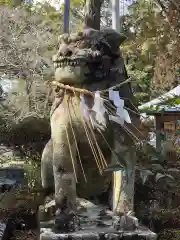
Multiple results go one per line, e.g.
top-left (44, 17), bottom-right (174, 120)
top-left (39, 198), bottom-right (157, 240)
top-left (40, 227), bottom-right (157, 240)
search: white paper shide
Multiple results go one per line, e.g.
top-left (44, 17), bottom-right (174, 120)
top-left (80, 90), bottom-right (131, 126)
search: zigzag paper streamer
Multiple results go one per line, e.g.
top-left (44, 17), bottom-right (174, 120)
top-left (80, 94), bottom-right (90, 121)
top-left (92, 91), bottom-right (106, 127)
top-left (108, 90), bottom-right (131, 125)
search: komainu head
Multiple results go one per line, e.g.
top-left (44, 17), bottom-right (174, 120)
top-left (52, 28), bottom-right (126, 87)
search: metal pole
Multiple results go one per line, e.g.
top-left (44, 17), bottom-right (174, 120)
top-left (112, 0), bottom-right (120, 32)
top-left (63, 0), bottom-right (70, 33)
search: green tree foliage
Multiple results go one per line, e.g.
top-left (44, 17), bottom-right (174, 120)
top-left (121, 0), bottom-right (163, 104)
top-left (0, 0), bottom-right (22, 7)
top-left (121, 0), bottom-right (180, 104)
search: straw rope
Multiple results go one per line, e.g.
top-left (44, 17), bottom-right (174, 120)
top-left (46, 77), bottom-right (132, 96)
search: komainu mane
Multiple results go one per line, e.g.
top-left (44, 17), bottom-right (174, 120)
top-left (41, 27), bottom-right (138, 230)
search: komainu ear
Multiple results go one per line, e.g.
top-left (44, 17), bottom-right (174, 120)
top-left (100, 28), bottom-right (126, 52)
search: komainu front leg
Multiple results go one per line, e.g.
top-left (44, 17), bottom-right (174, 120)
top-left (52, 132), bottom-right (77, 231)
top-left (53, 142), bottom-right (77, 212)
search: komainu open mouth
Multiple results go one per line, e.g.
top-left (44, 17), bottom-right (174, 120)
top-left (52, 56), bottom-right (83, 69)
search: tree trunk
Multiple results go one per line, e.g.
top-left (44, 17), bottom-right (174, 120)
top-left (84, 0), bottom-right (103, 30)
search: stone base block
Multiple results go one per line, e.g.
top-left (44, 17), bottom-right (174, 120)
top-left (40, 225), bottom-right (157, 240)
top-left (39, 198), bottom-right (157, 240)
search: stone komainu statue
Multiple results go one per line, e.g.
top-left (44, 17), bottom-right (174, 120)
top-left (41, 28), bottom-right (137, 228)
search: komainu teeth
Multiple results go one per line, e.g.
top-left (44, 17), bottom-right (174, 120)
top-left (54, 59), bottom-right (82, 68)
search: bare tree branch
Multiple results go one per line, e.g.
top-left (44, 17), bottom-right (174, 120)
top-left (0, 6), bottom-right (61, 117)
